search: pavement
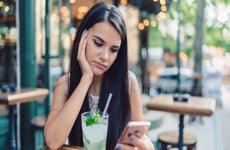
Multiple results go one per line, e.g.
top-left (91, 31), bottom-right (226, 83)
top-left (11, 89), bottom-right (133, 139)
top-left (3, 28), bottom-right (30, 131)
top-left (146, 84), bottom-right (230, 150)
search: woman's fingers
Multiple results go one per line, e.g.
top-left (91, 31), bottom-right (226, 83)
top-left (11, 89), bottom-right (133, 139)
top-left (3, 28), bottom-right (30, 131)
top-left (115, 135), bottom-right (155, 150)
top-left (77, 30), bottom-right (88, 60)
top-left (133, 135), bottom-right (155, 150)
top-left (128, 135), bottom-right (145, 149)
top-left (77, 30), bottom-right (93, 79)
top-left (115, 143), bottom-right (133, 150)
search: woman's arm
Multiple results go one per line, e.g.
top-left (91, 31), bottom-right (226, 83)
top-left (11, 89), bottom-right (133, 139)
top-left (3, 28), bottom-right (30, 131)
top-left (44, 74), bottom-right (92, 149)
top-left (129, 74), bottom-right (144, 121)
top-left (115, 73), bottom-right (155, 150)
top-left (44, 30), bottom-right (92, 149)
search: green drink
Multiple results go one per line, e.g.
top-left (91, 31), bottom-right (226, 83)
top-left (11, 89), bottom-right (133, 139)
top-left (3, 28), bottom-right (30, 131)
top-left (81, 111), bottom-right (108, 150)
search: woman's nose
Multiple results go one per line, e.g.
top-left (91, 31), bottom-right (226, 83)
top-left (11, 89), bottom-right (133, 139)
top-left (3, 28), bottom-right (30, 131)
top-left (100, 48), bottom-right (109, 61)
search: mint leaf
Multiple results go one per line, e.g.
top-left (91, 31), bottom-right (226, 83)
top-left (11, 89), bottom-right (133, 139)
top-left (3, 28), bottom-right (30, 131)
top-left (85, 109), bottom-right (102, 126)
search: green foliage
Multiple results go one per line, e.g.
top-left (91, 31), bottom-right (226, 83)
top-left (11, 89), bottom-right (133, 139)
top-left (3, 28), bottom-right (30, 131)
top-left (180, 1), bottom-right (196, 25)
top-left (148, 0), bottom-right (230, 54)
top-left (211, 0), bottom-right (229, 4)
top-left (184, 47), bottom-right (194, 58)
top-left (205, 26), bottom-right (230, 52)
top-left (148, 21), bottom-right (176, 51)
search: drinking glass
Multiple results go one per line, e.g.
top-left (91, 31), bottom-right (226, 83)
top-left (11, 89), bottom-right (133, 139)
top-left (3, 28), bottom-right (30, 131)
top-left (81, 111), bottom-right (109, 150)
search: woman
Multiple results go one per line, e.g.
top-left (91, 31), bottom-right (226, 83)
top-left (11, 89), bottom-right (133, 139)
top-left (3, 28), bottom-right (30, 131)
top-left (44, 2), bottom-right (154, 150)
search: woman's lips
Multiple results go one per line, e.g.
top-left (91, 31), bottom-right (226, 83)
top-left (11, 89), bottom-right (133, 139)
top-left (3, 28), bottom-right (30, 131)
top-left (94, 61), bottom-right (107, 70)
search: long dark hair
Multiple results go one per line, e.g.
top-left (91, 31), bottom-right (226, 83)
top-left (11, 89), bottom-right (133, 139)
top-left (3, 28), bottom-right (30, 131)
top-left (68, 2), bottom-right (130, 149)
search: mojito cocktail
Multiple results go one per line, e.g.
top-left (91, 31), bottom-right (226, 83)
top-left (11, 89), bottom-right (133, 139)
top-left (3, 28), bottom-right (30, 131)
top-left (81, 111), bottom-right (108, 150)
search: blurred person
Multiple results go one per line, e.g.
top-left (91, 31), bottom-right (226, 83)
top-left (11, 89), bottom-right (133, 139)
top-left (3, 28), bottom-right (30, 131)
top-left (44, 2), bottom-right (154, 150)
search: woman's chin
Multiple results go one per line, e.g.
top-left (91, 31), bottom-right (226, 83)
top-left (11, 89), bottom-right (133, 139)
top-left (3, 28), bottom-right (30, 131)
top-left (92, 67), bottom-right (107, 76)
top-left (93, 70), bottom-right (105, 77)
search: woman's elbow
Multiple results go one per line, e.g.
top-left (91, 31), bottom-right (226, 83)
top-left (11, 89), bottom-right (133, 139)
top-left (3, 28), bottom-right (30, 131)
top-left (45, 137), bottom-right (62, 150)
top-left (44, 128), bottom-right (62, 150)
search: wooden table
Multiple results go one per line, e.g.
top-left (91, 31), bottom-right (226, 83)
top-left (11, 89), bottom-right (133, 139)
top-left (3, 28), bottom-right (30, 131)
top-left (0, 88), bottom-right (49, 150)
top-left (146, 94), bottom-right (216, 150)
top-left (41, 145), bottom-right (83, 150)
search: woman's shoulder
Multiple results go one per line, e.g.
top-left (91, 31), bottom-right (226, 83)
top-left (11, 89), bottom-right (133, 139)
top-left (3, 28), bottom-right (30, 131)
top-left (128, 70), bottom-right (138, 93)
top-left (53, 74), bottom-right (69, 99)
top-left (55, 74), bottom-right (69, 89)
top-left (128, 70), bottom-right (136, 80)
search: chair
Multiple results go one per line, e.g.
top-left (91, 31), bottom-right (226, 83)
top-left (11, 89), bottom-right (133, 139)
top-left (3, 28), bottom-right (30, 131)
top-left (157, 131), bottom-right (197, 150)
top-left (31, 115), bottom-right (47, 150)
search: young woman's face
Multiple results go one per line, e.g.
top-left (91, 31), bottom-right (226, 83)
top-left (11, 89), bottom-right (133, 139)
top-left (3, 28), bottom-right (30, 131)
top-left (86, 21), bottom-right (121, 76)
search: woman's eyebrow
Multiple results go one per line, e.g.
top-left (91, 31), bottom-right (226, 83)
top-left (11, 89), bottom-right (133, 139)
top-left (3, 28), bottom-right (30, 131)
top-left (112, 45), bottom-right (120, 49)
top-left (93, 35), bottom-right (105, 43)
top-left (93, 35), bottom-right (120, 48)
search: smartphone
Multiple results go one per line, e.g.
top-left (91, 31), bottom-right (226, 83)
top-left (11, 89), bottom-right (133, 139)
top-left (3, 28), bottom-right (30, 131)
top-left (118, 121), bottom-right (151, 146)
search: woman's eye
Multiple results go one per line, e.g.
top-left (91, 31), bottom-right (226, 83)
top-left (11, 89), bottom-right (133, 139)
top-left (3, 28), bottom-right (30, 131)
top-left (94, 40), bottom-right (103, 47)
top-left (110, 48), bottom-right (119, 53)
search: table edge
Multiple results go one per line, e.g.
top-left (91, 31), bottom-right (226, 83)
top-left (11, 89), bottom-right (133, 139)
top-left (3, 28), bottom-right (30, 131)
top-left (0, 88), bottom-right (49, 105)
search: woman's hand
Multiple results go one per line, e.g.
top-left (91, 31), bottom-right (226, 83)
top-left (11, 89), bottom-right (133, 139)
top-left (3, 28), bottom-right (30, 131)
top-left (115, 135), bottom-right (155, 150)
top-left (77, 30), bottom-right (93, 80)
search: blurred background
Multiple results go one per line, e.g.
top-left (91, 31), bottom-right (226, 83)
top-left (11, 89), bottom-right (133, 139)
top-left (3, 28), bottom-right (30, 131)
top-left (0, 0), bottom-right (229, 149)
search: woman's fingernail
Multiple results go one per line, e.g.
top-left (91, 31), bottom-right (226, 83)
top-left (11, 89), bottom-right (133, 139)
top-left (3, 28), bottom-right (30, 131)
top-left (129, 135), bottom-right (135, 141)
top-left (115, 144), bottom-right (122, 150)
top-left (83, 29), bottom-right (88, 34)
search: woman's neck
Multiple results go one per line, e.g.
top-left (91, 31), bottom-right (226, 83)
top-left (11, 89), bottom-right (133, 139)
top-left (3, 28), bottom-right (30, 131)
top-left (89, 75), bottom-right (103, 96)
